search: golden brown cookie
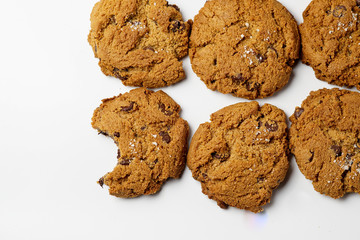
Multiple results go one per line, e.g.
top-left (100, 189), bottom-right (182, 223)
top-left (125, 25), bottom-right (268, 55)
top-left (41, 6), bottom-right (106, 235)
top-left (88, 0), bottom-right (191, 88)
top-left (300, 0), bottom-right (360, 90)
top-left (187, 102), bottom-right (289, 213)
top-left (189, 0), bottom-right (300, 99)
top-left (92, 88), bottom-right (189, 198)
top-left (289, 88), bottom-right (360, 198)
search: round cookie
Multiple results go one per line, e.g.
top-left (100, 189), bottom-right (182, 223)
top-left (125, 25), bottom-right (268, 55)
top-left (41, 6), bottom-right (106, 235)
top-left (300, 0), bottom-right (360, 90)
top-left (289, 88), bottom-right (360, 198)
top-left (92, 88), bottom-right (189, 198)
top-left (189, 0), bottom-right (300, 100)
top-left (187, 102), bottom-right (289, 213)
top-left (88, 0), bottom-right (191, 88)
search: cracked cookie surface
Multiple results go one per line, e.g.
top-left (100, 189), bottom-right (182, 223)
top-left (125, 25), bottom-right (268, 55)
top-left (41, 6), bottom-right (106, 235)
top-left (300, 0), bottom-right (360, 90)
top-left (92, 88), bottom-right (189, 198)
top-left (187, 102), bottom-right (289, 213)
top-left (189, 0), bottom-right (300, 99)
top-left (289, 88), bottom-right (360, 198)
top-left (88, 0), bottom-right (191, 88)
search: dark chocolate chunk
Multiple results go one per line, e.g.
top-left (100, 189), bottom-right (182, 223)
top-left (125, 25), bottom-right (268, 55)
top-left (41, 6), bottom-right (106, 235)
top-left (309, 151), bottom-right (314, 162)
top-left (331, 145), bottom-right (342, 157)
top-left (158, 103), bottom-right (173, 116)
top-left (121, 102), bottom-right (134, 112)
top-left (98, 131), bottom-right (108, 136)
top-left (168, 4), bottom-right (180, 11)
top-left (246, 81), bottom-right (260, 92)
top-left (256, 53), bottom-right (266, 63)
top-left (265, 121), bottom-right (278, 132)
top-left (170, 20), bottom-right (185, 32)
top-left (333, 5), bottom-right (347, 18)
top-left (117, 149), bottom-right (121, 159)
top-left (113, 132), bottom-right (120, 138)
top-left (211, 152), bottom-right (230, 161)
top-left (98, 177), bottom-right (104, 188)
top-left (231, 73), bottom-right (244, 85)
top-left (119, 159), bottom-right (131, 165)
top-left (159, 131), bottom-right (171, 143)
top-left (294, 108), bottom-right (304, 119)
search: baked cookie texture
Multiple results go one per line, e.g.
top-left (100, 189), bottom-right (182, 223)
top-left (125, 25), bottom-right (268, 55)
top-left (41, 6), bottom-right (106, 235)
top-left (88, 0), bottom-right (191, 88)
top-left (300, 0), bottom-right (360, 90)
top-left (189, 0), bottom-right (300, 100)
top-left (187, 102), bottom-right (289, 213)
top-left (92, 88), bottom-right (189, 198)
top-left (289, 88), bottom-right (360, 198)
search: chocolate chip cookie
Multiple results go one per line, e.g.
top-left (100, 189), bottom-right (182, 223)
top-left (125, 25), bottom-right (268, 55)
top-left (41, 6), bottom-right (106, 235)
top-left (88, 0), bottom-right (191, 88)
top-left (289, 88), bottom-right (360, 198)
top-left (189, 0), bottom-right (300, 99)
top-left (300, 0), bottom-right (360, 90)
top-left (187, 102), bottom-right (289, 213)
top-left (92, 88), bottom-right (189, 198)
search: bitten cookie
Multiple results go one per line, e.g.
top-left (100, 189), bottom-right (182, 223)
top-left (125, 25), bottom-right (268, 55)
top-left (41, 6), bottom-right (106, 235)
top-left (189, 0), bottom-right (300, 99)
top-left (289, 88), bottom-right (360, 198)
top-left (187, 102), bottom-right (289, 213)
top-left (300, 0), bottom-right (360, 90)
top-left (92, 88), bottom-right (189, 198)
top-left (88, 0), bottom-right (191, 88)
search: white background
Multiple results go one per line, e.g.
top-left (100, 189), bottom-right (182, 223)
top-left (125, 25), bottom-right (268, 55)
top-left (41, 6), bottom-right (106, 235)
top-left (0, 0), bottom-right (359, 239)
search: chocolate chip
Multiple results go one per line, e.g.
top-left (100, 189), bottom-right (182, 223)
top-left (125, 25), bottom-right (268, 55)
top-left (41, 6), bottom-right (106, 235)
top-left (333, 5), bottom-right (347, 18)
top-left (294, 108), bottom-right (304, 119)
top-left (357, 0), bottom-right (360, 7)
top-left (211, 152), bottom-right (230, 161)
top-left (119, 159), bottom-right (131, 165)
top-left (168, 4), bottom-right (180, 11)
top-left (256, 53), bottom-right (266, 63)
top-left (169, 20), bottom-right (185, 32)
top-left (159, 131), bottom-right (171, 143)
top-left (143, 46), bottom-right (155, 52)
top-left (265, 121), bottom-right (278, 132)
top-left (98, 131), bottom-right (108, 136)
top-left (213, 59), bottom-right (217, 66)
top-left (121, 102), bottom-right (134, 112)
top-left (117, 149), bottom-right (121, 159)
top-left (246, 81), bottom-right (260, 92)
top-left (231, 73), bottom-right (244, 85)
top-left (98, 177), bottom-right (104, 188)
top-left (218, 201), bottom-right (228, 209)
top-left (346, 153), bottom-right (355, 160)
top-left (257, 121), bottom-right (263, 129)
top-left (140, 126), bottom-right (146, 130)
top-left (113, 68), bottom-right (128, 81)
top-left (331, 145), bottom-right (342, 157)
top-left (309, 151), bottom-right (314, 162)
top-left (113, 132), bottom-right (120, 138)
top-left (158, 103), bottom-right (173, 116)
